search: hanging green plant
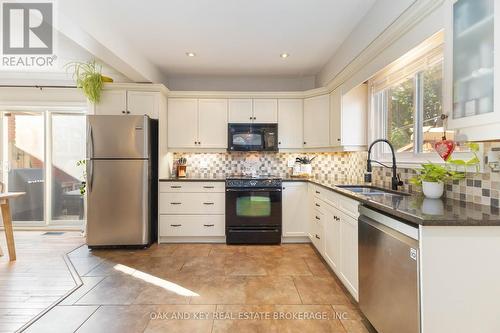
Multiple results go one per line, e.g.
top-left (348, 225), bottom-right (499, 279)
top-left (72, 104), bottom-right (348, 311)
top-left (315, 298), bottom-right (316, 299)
top-left (65, 60), bottom-right (109, 103)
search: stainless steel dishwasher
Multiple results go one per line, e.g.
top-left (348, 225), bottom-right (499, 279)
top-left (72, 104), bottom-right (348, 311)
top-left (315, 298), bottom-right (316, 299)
top-left (358, 205), bottom-right (420, 333)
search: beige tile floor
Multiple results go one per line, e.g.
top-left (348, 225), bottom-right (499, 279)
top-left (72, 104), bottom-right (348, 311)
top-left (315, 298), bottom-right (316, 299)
top-left (23, 242), bottom-right (376, 333)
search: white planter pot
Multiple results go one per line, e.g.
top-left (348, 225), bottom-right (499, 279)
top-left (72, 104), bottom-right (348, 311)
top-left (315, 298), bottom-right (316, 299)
top-left (422, 181), bottom-right (444, 199)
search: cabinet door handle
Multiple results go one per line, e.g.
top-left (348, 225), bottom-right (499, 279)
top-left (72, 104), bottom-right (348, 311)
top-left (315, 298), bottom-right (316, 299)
top-left (315, 190), bottom-right (320, 194)
top-left (170, 186), bottom-right (182, 189)
top-left (315, 234), bottom-right (320, 240)
top-left (127, 111), bottom-right (131, 114)
top-left (203, 202), bottom-right (215, 205)
top-left (203, 186), bottom-right (215, 189)
top-left (121, 110), bottom-right (126, 114)
top-left (203, 224), bottom-right (215, 227)
top-left (170, 224), bottom-right (182, 227)
top-left (303, 141), bottom-right (306, 145)
top-left (315, 216), bottom-right (320, 220)
top-left (315, 203), bottom-right (320, 207)
top-left (170, 202), bottom-right (182, 205)
top-left (249, 117), bottom-right (253, 120)
top-left (337, 138), bottom-right (341, 142)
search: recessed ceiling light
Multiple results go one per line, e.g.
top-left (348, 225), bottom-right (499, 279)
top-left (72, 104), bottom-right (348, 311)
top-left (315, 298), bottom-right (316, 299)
top-left (186, 52), bottom-right (196, 57)
top-left (280, 53), bottom-right (289, 58)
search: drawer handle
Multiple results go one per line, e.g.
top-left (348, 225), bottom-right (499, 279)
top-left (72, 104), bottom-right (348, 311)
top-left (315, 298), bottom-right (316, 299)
top-left (203, 186), bottom-right (215, 189)
top-left (315, 216), bottom-right (320, 220)
top-left (334, 216), bottom-right (340, 221)
top-left (203, 224), bottom-right (215, 227)
top-left (315, 234), bottom-right (320, 240)
top-left (203, 202), bottom-right (215, 205)
top-left (315, 203), bottom-right (320, 207)
top-left (315, 191), bottom-right (320, 194)
top-left (170, 202), bottom-right (182, 205)
top-left (170, 186), bottom-right (182, 189)
top-left (170, 224), bottom-right (182, 227)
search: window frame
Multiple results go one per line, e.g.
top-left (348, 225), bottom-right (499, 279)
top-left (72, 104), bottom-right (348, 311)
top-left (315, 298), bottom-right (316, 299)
top-left (368, 34), bottom-right (483, 170)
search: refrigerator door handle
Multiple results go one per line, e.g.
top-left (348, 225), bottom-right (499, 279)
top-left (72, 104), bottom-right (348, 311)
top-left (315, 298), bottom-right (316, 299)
top-left (88, 159), bottom-right (94, 192)
top-left (87, 124), bottom-right (94, 192)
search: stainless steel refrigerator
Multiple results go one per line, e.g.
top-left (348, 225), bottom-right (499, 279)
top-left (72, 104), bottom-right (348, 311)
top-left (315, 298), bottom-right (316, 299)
top-left (86, 115), bottom-right (157, 248)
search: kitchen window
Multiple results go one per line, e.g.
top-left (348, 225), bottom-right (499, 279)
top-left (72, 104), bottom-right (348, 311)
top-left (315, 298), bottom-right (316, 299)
top-left (369, 31), bottom-right (475, 165)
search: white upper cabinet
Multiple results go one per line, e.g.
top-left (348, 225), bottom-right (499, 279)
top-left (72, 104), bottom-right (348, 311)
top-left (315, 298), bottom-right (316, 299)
top-left (278, 99), bottom-right (303, 149)
top-left (228, 99), bottom-right (253, 123)
top-left (303, 94), bottom-right (330, 148)
top-left (93, 89), bottom-right (161, 118)
top-left (253, 99), bottom-right (278, 123)
top-left (282, 182), bottom-right (308, 237)
top-left (329, 85), bottom-right (367, 148)
top-left (330, 89), bottom-right (342, 147)
top-left (168, 98), bottom-right (198, 148)
top-left (341, 84), bottom-right (367, 147)
top-left (93, 90), bottom-right (127, 115)
top-left (127, 91), bottom-right (160, 118)
top-left (445, 0), bottom-right (500, 140)
top-left (168, 98), bottom-right (228, 149)
top-left (228, 99), bottom-right (277, 123)
top-left (198, 99), bottom-right (228, 148)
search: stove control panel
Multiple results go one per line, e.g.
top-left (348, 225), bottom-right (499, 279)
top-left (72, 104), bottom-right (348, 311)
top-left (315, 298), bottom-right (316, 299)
top-left (226, 178), bottom-right (282, 188)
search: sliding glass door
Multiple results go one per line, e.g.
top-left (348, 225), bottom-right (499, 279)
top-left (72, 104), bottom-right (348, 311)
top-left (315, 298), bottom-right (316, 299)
top-left (51, 113), bottom-right (86, 225)
top-left (1, 110), bottom-right (86, 227)
top-left (2, 112), bottom-right (45, 225)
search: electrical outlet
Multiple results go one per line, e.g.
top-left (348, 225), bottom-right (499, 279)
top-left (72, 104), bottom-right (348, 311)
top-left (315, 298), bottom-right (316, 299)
top-left (287, 158), bottom-right (295, 168)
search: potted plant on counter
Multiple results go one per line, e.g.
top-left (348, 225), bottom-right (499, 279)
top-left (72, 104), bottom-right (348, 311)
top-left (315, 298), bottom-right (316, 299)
top-left (410, 163), bottom-right (464, 199)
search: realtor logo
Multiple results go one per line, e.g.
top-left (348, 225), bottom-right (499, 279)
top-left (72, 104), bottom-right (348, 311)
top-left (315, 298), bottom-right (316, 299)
top-left (1, 1), bottom-right (56, 69)
top-left (3, 2), bottom-right (53, 54)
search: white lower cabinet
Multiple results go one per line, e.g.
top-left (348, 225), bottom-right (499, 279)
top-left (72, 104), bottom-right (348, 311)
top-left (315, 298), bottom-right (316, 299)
top-left (338, 210), bottom-right (359, 300)
top-left (323, 208), bottom-right (341, 274)
top-left (309, 183), bottom-right (359, 301)
top-left (158, 181), bottom-right (225, 242)
top-left (159, 215), bottom-right (225, 237)
top-left (282, 182), bottom-right (308, 238)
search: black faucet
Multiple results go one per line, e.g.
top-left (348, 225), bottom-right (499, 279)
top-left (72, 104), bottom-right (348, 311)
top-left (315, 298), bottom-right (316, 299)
top-left (365, 139), bottom-right (403, 191)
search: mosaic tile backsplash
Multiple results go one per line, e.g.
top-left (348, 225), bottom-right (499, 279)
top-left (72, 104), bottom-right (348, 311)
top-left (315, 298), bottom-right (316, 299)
top-left (173, 142), bottom-right (500, 207)
top-left (172, 152), bottom-right (367, 181)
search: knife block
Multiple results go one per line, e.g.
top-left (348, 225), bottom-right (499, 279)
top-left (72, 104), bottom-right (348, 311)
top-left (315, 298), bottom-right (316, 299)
top-left (177, 165), bottom-right (187, 178)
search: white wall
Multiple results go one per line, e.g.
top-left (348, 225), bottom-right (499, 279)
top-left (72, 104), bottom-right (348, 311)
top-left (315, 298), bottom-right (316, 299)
top-left (341, 1), bottom-right (445, 93)
top-left (317, 0), bottom-right (416, 87)
top-left (165, 75), bottom-right (316, 92)
top-left (0, 32), bottom-right (132, 86)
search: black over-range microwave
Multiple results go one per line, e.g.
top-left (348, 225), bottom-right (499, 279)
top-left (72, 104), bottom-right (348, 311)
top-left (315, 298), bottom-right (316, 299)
top-left (228, 123), bottom-right (278, 152)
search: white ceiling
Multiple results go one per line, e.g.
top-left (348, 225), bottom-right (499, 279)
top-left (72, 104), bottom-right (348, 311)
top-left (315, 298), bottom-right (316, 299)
top-left (60, 0), bottom-right (375, 80)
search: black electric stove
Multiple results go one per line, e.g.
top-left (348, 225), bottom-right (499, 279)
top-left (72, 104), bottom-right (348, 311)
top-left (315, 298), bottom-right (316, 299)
top-left (225, 175), bottom-right (282, 245)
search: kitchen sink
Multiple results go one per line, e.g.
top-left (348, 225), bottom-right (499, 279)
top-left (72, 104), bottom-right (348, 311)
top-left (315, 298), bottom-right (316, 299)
top-left (337, 185), bottom-right (410, 197)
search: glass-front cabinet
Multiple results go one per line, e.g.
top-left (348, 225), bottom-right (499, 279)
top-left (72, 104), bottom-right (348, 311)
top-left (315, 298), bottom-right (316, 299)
top-left (446, 0), bottom-right (500, 140)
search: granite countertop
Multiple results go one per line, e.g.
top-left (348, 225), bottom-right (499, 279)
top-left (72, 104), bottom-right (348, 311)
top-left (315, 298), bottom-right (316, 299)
top-left (305, 178), bottom-right (500, 226)
top-left (159, 175), bottom-right (500, 226)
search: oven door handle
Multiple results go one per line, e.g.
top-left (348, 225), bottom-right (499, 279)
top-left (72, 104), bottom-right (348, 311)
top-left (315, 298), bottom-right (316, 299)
top-left (226, 188), bottom-right (282, 192)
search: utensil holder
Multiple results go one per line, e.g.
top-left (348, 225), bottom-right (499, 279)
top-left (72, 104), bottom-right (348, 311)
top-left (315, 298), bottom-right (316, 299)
top-left (177, 165), bottom-right (187, 178)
